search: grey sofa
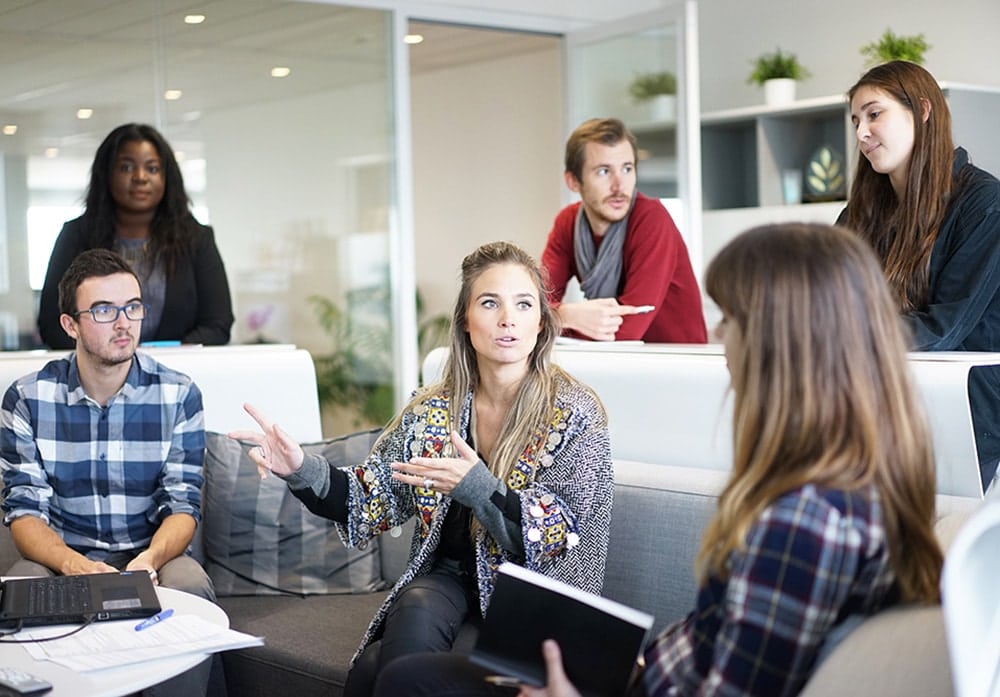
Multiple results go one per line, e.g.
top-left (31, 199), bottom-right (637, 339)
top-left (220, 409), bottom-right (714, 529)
top-left (0, 345), bottom-right (980, 696)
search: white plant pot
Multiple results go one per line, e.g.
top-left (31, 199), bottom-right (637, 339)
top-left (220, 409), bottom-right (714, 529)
top-left (764, 78), bottom-right (796, 106)
top-left (649, 94), bottom-right (677, 122)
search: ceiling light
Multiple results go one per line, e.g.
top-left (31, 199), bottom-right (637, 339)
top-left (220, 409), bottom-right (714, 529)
top-left (403, 34), bottom-right (424, 45)
top-left (164, 89), bottom-right (183, 101)
top-left (175, 151), bottom-right (186, 162)
top-left (76, 108), bottom-right (94, 119)
top-left (44, 147), bottom-right (59, 158)
top-left (184, 14), bottom-right (205, 24)
top-left (270, 66), bottom-right (291, 78)
top-left (2, 125), bottom-right (16, 136)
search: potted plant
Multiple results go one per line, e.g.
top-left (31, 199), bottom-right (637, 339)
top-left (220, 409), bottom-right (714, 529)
top-left (748, 48), bottom-right (811, 106)
top-left (628, 71), bottom-right (677, 121)
top-left (860, 29), bottom-right (930, 66)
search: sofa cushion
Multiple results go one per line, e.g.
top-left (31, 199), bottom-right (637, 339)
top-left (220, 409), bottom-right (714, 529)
top-left (799, 604), bottom-right (954, 697)
top-left (218, 592), bottom-right (389, 697)
top-left (604, 461), bottom-right (727, 632)
top-left (202, 429), bottom-right (384, 596)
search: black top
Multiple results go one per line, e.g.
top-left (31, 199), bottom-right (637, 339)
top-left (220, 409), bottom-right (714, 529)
top-left (37, 216), bottom-right (235, 348)
top-left (839, 148), bottom-right (1000, 488)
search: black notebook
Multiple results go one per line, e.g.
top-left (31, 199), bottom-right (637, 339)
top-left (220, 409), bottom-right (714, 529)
top-left (0, 571), bottom-right (160, 629)
top-left (471, 562), bottom-right (654, 697)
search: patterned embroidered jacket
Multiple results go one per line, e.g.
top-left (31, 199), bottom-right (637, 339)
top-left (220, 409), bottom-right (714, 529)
top-left (336, 373), bottom-right (612, 664)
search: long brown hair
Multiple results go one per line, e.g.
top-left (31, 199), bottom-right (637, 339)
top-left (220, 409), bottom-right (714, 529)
top-left (844, 61), bottom-right (954, 312)
top-left (701, 222), bottom-right (942, 603)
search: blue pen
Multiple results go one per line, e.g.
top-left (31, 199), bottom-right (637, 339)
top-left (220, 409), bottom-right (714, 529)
top-left (135, 608), bottom-right (174, 631)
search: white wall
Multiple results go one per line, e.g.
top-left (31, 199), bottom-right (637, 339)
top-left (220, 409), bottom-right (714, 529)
top-left (410, 45), bottom-right (564, 321)
top-left (204, 80), bottom-right (393, 353)
top-left (696, 0), bottom-right (1000, 112)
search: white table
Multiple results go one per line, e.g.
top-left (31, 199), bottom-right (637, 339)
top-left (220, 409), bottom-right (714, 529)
top-left (0, 587), bottom-right (228, 697)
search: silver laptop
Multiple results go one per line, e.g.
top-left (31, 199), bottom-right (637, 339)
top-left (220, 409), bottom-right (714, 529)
top-left (0, 571), bottom-right (160, 629)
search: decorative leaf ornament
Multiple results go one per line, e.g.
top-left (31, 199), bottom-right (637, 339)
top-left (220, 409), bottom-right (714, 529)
top-left (805, 145), bottom-right (846, 199)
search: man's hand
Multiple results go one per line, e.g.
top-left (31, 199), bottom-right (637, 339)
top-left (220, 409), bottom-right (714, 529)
top-left (65, 557), bottom-right (119, 576)
top-left (556, 299), bottom-right (645, 341)
top-left (518, 640), bottom-right (582, 697)
top-left (125, 550), bottom-right (160, 585)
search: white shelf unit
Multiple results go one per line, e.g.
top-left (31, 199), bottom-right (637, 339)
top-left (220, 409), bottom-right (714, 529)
top-left (700, 94), bottom-right (852, 211)
top-left (698, 84), bottom-right (1000, 278)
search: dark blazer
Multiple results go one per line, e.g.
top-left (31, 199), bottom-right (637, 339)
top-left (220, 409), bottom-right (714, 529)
top-left (838, 148), bottom-right (1000, 488)
top-left (37, 216), bottom-right (234, 349)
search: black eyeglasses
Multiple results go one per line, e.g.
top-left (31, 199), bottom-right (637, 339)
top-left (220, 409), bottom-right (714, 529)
top-left (73, 302), bottom-right (148, 323)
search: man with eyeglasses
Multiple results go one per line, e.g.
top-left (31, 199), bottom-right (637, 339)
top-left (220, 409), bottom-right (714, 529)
top-left (0, 249), bottom-right (216, 695)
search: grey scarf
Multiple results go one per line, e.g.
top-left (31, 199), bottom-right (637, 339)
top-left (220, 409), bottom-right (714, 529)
top-left (573, 202), bottom-right (632, 299)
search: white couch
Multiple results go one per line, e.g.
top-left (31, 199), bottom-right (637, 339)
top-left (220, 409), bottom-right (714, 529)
top-left (0, 344), bottom-right (323, 442)
top-left (425, 342), bottom-right (994, 506)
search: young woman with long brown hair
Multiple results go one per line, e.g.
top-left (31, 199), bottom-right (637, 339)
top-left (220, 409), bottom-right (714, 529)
top-left (840, 60), bottom-right (1000, 492)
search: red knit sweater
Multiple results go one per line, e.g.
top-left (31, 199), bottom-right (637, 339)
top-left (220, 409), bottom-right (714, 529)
top-left (540, 193), bottom-right (707, 343)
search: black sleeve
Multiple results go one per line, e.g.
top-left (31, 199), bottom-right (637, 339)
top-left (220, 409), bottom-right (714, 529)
top-left (491, 488), bottom-right (523, 524)
top-left (181, 225), bottom-right (234, 345)
top-left (37, 221), bottom-right (86, 349)
top-left (287, 465), bottom-right (350, 523)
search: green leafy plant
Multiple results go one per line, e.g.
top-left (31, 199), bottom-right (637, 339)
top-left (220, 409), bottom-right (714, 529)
top-left (861, 29), bottom-right (930, 66)
top-left (309, 288), bottom-right (450, 428)
top-left (628, 71), bottom-right (677, 102)
top-left (309, 292), bottom-right (393, 427)
top-left (747, 48), bottom-right (811, 85)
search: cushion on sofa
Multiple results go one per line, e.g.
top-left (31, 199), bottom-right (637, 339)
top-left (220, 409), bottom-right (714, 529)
top-left (202, 429), bottom-right (384, 596)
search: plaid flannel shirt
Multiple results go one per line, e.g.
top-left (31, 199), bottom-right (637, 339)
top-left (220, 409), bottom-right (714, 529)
top-left (0, 352), bottom-right (205, 559)
top-left (643, 483), bottom-right (898, 697)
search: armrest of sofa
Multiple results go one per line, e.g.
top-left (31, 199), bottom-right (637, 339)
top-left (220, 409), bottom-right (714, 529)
top-left (799, 605), bottom-right (954, 697)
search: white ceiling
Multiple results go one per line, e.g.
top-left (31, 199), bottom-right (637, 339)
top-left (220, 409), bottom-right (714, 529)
top-left (0, 0), bottom-right (561, 160)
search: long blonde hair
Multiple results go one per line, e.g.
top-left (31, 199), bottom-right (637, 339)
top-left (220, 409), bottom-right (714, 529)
top-left (701, 222), bottom-right (942, 602)
top-left (386, 241), bottom-right (566, 481)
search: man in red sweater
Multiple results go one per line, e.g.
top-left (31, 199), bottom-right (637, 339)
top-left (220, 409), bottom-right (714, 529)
top-left (540, 118), bottom-right (707, 343)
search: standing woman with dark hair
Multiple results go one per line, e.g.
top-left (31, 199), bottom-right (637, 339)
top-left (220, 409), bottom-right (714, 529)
top-left (839, 60), bottom-right (1000, 492)
top-left (37, 122), bottom-right (234, 348)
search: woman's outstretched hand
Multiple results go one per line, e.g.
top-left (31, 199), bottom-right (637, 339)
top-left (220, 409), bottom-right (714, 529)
top-left (228, 402), bottom-right (305, 479)
top-left (518, 640), bottom-right (582, 697)
top-left (390, 430), bottom-right (479, 495)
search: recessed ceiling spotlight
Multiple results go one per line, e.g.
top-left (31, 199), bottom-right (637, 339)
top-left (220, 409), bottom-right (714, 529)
top-left (175, 151), bottom-right (186, 162)
top-left (2, 125), bottom-right (16, 136)
top-left (182, 111), bottom-right (202, 122)
top-left (184, 14), bottom-right (205, 24)
top-left (76, 108), bottom-right (94, 119)
top-left (44, 147), bottom-right (59, 158)
top-left (164, 89), bottom-right (183, 101)
top-left (403, 34), bottom-right (424, 45)
top-left (270, 66), bottom-right (291, 78)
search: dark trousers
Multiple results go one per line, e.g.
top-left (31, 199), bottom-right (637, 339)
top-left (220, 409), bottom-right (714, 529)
top-left (372, 651), bottom-right (651, 697)
top-left (345, 565), bottom-right (477, 697)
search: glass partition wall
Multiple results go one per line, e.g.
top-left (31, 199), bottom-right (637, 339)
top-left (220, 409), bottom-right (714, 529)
top-left (0, 2), bottom-right (402, 432)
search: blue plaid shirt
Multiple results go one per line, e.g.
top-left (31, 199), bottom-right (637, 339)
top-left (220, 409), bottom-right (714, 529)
top-left (643, 484), bottom-right (898, 697)
top-left (0, 352), bottom-right (205, 559)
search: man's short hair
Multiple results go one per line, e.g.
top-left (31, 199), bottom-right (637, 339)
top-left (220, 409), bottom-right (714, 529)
top-left (564, 118), bottom-right (638, 183)
top-left (58, 249), bottom-right (140, 316)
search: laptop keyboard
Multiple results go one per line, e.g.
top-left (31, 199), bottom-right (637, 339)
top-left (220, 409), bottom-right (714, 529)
top-left (27, 575), bottom-right (92, 615)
